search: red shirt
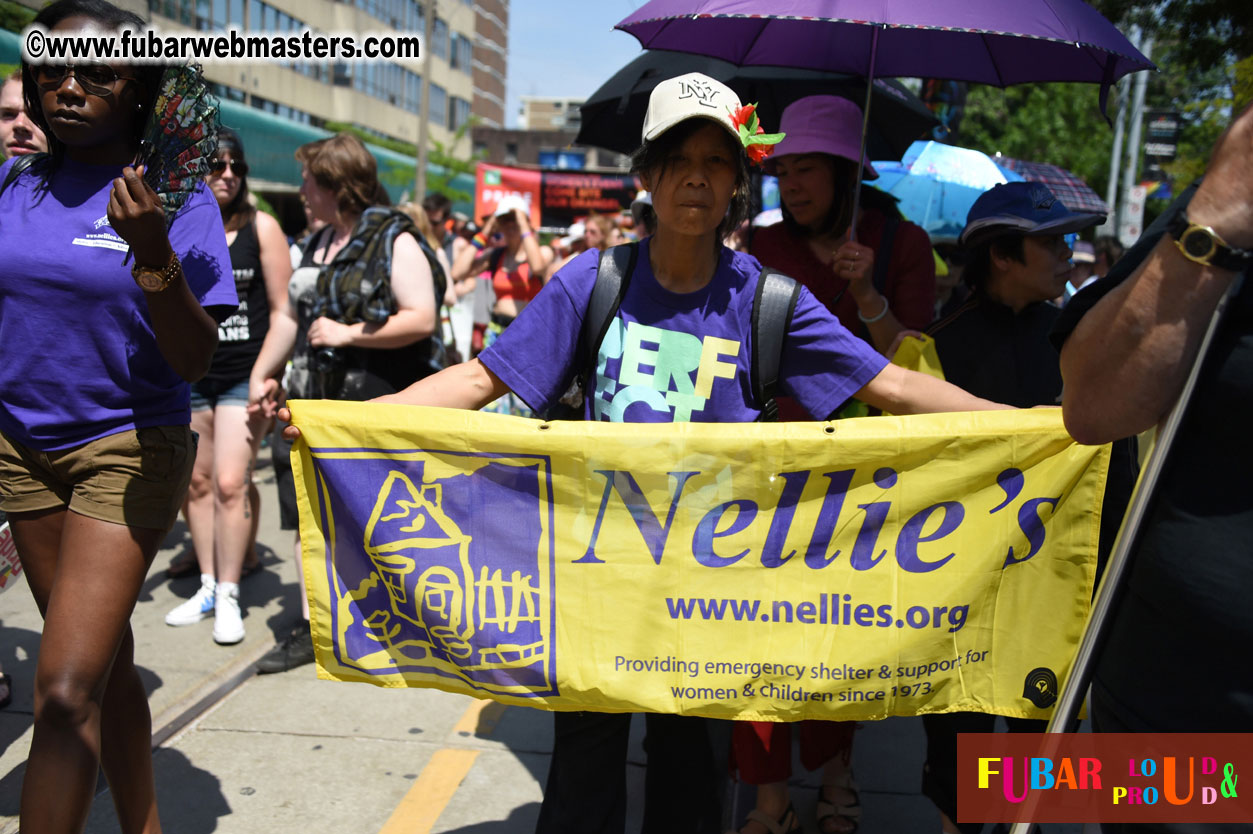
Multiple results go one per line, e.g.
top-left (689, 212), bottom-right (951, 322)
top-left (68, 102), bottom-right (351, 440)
top-left (751, 209), bottom-right (936, 334)
top-left (751, 209), bottom-right (936, 419)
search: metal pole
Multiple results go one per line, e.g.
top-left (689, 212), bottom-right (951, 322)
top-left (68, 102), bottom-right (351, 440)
top-left (415, 0), bottom-right (437, 200)
top-left (849, 24), bottom-right (881, 245)
top-left (1102, 73), bottom-right (1130, 232)
top-left (1102, 25), bottom-right (1139, 232)
top-left (1119, 34), bottom-right (1153, 231)
top-left (1006, 274), bottom-right (1242, 834)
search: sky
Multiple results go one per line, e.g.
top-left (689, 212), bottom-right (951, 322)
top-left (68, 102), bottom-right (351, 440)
top-left (504, 0), bottom-right (648, 128)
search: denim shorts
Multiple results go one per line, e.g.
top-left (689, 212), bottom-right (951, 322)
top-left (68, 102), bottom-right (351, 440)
top-left (190, 377), bottom-right (251, 411)
top-left (0, 426), bottom-right (195, 531)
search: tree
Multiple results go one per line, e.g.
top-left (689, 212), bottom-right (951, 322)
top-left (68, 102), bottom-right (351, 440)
top-left (1093, 0), bottom-right (1250, 73)
top-left (0, 0), bottom-right (35, 35)
top-left (952, 1), bottom-right (1246, 221)
top-left (425, 117), bottom-right (484, 206)
top-left (954, 82), bottom-right (1116, 202)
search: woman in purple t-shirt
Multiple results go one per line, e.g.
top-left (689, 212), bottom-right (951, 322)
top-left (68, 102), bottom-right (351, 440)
top-left (0, 1), bottom-right (235, 831)
top-left (283, 73), bottom-right (1005, 834)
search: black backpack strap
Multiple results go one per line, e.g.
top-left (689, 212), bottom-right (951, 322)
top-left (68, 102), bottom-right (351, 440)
top-left (544, 242), bottom-right (638, 420)
top-left (751, 267), bottom-right (801, 422)
top-left (0, 152), bottom-right (47, 199)
top-left (581, 242), bottom-right (638, 376)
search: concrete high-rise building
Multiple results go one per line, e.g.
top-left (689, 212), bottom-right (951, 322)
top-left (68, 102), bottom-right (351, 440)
top-left (518, 97), bottom-right (584, 131)
top-left (130, 0), bottom-right (494, 151)
top-left (6, 0), bottom-right (505, 213)
top-left (472, 0), bottom-right (507, 128)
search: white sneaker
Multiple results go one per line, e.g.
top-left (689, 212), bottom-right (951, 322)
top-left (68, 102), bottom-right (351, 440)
top-left (212, 583), bottom-right (245, 645)
top-left (165, 574), bottom-right (216, 626)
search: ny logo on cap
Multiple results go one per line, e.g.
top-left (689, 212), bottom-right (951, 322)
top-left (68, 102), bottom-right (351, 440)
top-left (677, 77), bottom-right (720, 109)
top-left (1029, 184), bottom-right (1056, 211)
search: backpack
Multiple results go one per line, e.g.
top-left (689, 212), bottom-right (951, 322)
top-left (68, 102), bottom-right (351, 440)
top-left (547, 242), bottom-right (801, 422)
top-left (0, 152), bottom-right (48, 198)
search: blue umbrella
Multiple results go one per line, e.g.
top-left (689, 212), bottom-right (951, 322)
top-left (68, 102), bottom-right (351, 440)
top-left (871, 140), bottom-right (1022, 237)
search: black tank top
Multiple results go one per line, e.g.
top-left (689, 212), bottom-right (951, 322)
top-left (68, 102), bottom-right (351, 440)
top-left (205, 219), bottom-right (269, 384)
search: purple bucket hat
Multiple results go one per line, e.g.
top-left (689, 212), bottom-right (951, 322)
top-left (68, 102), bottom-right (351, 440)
top-left (763, 95), bottom-right (878, 180)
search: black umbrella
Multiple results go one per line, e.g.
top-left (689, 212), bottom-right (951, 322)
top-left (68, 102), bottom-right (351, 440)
top-left (576, 49), bottom-right (940, 159)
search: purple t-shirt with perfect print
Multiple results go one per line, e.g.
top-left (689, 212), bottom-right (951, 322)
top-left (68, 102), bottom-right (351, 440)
top-left (0, 157), bottom-right (237, 450)
top-left (480, 241), bottom-right (888, 423)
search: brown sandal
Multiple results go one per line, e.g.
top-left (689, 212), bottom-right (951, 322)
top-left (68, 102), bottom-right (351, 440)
top-left (732, 802), bottom-right (799, 834)
top-left (817, 772), bottom-right (861, 834)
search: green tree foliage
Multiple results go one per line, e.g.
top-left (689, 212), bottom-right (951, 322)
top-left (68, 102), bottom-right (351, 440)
top-left (953, 1), bottom-right (1245, 217)
top-left (1094, 0), bottom-right (1249, 67)
top-left (253, 192), bottom-right (278, 220)
top-left (1090, 0), bottom-right (1247, 182)
top-left (0, 0), bottom-right (36, 35)
top-left (426, 117), bottom-right (484, 205)
top-left (954, 83), bottom-right (1116, 202)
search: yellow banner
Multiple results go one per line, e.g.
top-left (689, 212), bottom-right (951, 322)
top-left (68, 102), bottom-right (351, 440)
top-left (290, 402), bottom-right (1109, 722)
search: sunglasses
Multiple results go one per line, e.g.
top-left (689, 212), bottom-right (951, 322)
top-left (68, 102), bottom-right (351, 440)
top-left (33, 63), bottom-right (137, 97)
top-left (209, 158), bottom-right (248, 177)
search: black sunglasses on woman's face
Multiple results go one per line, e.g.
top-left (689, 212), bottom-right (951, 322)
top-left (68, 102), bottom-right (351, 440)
top-left (33, 63), bottom-right (137, 97)
top-left (209, 158), bottom-right (248, 177)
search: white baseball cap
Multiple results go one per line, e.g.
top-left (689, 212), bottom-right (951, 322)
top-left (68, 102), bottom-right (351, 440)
top-left (493, 194), bottom-right (530, 219)
top-left (559, 221), bottom-right (586, 248)
top-left (641, 72), bottom-right (742, 145)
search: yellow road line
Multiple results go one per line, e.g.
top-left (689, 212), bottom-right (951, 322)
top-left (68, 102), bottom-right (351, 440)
top-left (378, 748), bottom-right (480, 834)
top-left (378, 698), bottom-right (504, 834)
top-left (453, 698), bottom-right (508, 736)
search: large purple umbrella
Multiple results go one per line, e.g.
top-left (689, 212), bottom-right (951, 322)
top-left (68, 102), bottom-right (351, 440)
top-left (616, 0), bottom-right (1151, 239)
top-left (615, 0), bottom-right (1153, 88)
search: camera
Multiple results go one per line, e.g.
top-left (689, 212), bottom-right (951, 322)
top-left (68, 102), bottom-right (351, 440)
top-left (310, 347), bottom-right (344, 375)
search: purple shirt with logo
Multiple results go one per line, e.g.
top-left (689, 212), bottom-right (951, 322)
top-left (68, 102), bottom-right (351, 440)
top-left (481, 241), bottom-right (888, 423)
top-left (0, 157), bottom-right (237, 450)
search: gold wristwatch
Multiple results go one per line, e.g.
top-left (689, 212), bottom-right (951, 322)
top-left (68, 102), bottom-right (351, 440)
top-left (1167, 211), bottom-right (1253, 272)
top-left (132, 250), bottom-right (180, 293)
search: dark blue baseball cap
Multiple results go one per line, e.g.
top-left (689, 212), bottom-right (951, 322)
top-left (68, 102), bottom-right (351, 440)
top-left (959, 182), bottom-right (1105, 249)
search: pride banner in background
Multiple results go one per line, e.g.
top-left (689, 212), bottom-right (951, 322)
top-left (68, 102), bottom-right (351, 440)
top-left (289, 403), bottom-right (1110, 723)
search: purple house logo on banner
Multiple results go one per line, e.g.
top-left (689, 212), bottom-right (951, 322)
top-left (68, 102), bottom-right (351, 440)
top-left (308, 449), bottom-right (558, 697)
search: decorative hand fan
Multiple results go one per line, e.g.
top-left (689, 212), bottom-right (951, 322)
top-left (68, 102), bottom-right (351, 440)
top-left (134, 63), bottom-right (220, 223)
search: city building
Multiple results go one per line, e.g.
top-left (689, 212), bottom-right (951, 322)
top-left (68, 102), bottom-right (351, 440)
top-left (472, 0), bottom-right (507, 128)
top-left (471, 125), bottom-right (628, 171)
top-left (518, 96), bottom-right (583, 131)
top-left (130, 0), bottom-right (486, 149)
top-left (4, 0), bottom-right (514, 218)
top-left (7, 0), bottom-right (511, 222)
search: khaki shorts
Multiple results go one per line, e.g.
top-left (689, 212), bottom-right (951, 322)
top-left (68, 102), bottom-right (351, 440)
top-left (0, 426), bottom-right (194, 531)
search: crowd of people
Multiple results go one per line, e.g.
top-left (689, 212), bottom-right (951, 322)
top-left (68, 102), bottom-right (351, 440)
top-left (0, 3), bottom-right (1249, 833)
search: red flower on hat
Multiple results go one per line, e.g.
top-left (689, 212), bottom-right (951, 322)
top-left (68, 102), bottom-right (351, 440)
top-left (728, 103), bottom-right (785, 167)
top-left (730, 104), bottom-right (757, 130)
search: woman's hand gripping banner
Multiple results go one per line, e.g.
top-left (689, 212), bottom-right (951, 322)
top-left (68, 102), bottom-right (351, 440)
top-left (289, 402), bottom-right (1109, 723)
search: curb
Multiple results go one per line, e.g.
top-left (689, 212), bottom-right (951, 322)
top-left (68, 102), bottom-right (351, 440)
top-left (0, 637), bottom-right (278, 834)
top-left (149, 636), bottom-right (277, 748)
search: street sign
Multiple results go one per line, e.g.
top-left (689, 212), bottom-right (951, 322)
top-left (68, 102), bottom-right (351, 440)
top-left (1119, 184), bottom-right (1148, 248)
top-left (1145, 110), bottom-right (1181, 162)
